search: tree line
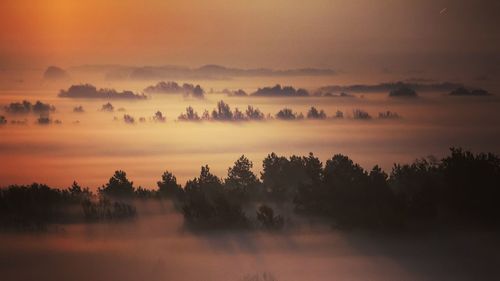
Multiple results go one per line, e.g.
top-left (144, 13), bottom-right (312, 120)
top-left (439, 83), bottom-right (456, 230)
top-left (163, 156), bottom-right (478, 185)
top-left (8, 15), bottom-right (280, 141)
top-left (1, 148), bottom-right (499, 231)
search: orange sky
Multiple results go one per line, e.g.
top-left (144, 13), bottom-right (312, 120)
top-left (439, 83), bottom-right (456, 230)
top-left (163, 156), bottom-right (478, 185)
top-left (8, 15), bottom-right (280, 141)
top-left (0, 0), bottom-right (499, 71)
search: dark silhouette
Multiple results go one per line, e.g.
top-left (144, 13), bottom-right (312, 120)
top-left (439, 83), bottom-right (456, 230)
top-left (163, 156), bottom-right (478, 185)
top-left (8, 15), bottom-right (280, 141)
top-left (389, 86), bottom-right (418, 98)
top-left (246, 106), bottom-right (265, 120)
top-left (43, 66), bottom-right (69, 81)
top-left (352, 109), bottom-right (372, 120)
top-left (73, 105), bottom-right (84, 113)
top-left (182, 165), bottom-right (248, 229)
top-left (256, 205), bottom-right (284, 230)
top-left (307, 107), bottom-right (327, 119)
top-left (378, 111), bottom-right (401, 119)
top-left (4, 100), bottom-right (55, 114)
top-left (104, 64), bottom-right (334, 81)
top-left (252, 84), bottom-right (309, 97)
top-left (211, 100), bottom-right (234, 120)
top-left (100, 102), bottom-right (114, 112)
top-left (123, 114), bottom-right (135, 124)
top-left (225, 155), bottom-right (262, 203)
top-left (59, 84), bottom-right (146, 99)
top-left (157, 171), bottom-right (183, 199)
top-left (82, 199), bottom-right (136, 221)
top-left (318, 81), bottom-right (462, 94)
top-left (178, 106), bottom-right (201, 121)
top-left (449, 87), bottom-right (491, 96)
top-left (223, 89), bottom-right (248, 97)
top-left (1, 148), bottom-right (499, 231)
top-left (144, 81), bottom-right (205, 98)
top-left (0, 115), bottom-right (6, 124)
top-left (37, 115), bottom-right (51, 125)
top-left (153, 111), bottom-right (166, 122)
top-left (275, 108), bottom-right (303, 120)
top-left (98, 170), bottom-right (136, 199)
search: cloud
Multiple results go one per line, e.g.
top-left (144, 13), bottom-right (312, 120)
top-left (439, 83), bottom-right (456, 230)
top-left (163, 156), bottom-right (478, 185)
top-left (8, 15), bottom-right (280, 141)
top-left (59, 84), bottom-right (147, 99)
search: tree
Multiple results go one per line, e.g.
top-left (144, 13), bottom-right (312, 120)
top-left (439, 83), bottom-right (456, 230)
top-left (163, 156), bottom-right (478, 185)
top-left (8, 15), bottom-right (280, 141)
top-left (256, 204), bottom-right (284, 230)
top-left (246, 106), bottom-right (265, 120)
top-left (182, 165), bottom-right (248, 228)
top-left (98, 170), bottom-right (135, 199)
top-left (157, 171), bottom-right (183, 200)
top-left (275, 108), bottom-right (297, 120)
top-left (211, 100), bottom-right (233, 120)
top-left (178, 106), bottom-right (200, 121)
top-left (225, 155), bottom-right (261, 202)
top-left (307, 107), bottom-right (327, 119)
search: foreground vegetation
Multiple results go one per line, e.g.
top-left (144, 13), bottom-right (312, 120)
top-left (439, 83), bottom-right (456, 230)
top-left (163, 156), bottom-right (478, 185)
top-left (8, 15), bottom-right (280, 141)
top-left (1, 148), bottom-right (499, 231)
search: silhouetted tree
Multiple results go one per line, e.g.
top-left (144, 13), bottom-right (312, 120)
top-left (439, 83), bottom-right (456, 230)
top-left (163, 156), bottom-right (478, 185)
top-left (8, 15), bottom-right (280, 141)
top-left (182, 165), bottom-right (248, 228)
top-left (211, 100), bottom-right (233, 120)
top-left (178, 106), bottom-right (200, 121)
top-left (153, 111), bottom-right (166, 122)
top-left (256, 204), bottom-right (284, 230)
top-left (99, 170), bottom-right (136, 199)
top-left (246, 106), bottom-right (265, 120)
top-left (275, 108), bottom-right (298, 120)
top-left (225, 155), bottom-right (261, 203)
top-left (389, 158), bottom-right (440, 220)
top-left (307, 107), bottom-right (327, 119)
top-left (157, 171), bottom-right (184, 200)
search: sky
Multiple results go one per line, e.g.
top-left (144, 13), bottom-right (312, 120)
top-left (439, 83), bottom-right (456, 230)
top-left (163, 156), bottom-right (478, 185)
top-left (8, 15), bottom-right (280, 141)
top-left (0, 0), bottom-right (499, 72)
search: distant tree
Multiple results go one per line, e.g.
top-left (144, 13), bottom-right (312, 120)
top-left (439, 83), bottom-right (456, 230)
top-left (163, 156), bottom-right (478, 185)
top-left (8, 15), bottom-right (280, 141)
top-left (352, 109), bottom-right (371, 120)
top-left (232, 108), bottom-right (246, 121)
top-left (101, 102), bottom-right (114, 112)
top-left (307, 107), bottom-right (327, 119)
top-left (123, 114), bottom-right (135, 124)
top-left (211, 100), bottom-right (233, 120)
top-left (378, 111), bottom-right (400, 119)
top-left (73, 105), bottom-right (85, 113)
top-left (389, 86), bottom-right (417, 98)
top-left (37, 115), bottom-right (51, 125)
top-left (275, 108), bottom-right (297, 120)
top-left (178, 106), bottom-right (200, 121)
top-left (246, 106), bottom-right (265, 120)
top-left (153, 111), bottom-right (166, 122)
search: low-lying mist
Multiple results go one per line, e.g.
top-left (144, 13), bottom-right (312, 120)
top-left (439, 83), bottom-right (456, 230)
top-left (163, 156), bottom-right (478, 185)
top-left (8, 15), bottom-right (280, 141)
top-left (0, 201), bottom-right (498, 281)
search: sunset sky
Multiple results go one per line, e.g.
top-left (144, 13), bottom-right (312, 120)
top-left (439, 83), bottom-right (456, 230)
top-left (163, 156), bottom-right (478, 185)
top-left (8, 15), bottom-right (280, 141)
top-left (1, 0), bottom-right (498, 72)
